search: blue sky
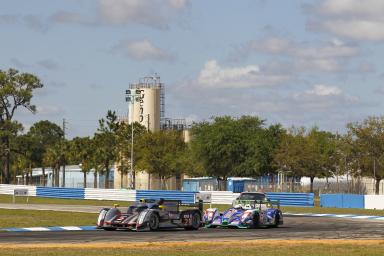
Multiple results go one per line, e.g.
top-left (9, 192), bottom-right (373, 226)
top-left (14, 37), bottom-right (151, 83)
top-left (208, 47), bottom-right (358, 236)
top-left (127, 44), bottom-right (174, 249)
top-left (1, 0), bottom-right (384, 138)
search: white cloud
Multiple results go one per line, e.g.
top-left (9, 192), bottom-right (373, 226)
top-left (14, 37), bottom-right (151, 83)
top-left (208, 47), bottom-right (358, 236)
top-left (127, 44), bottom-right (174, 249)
top-left (112, 39), bottom-right (174, 61)
top-left (293, 85), bottom-right (359, 110)
top-left (303, 84), bottom-right (342, 96)
top-left (247, 37), bottom-right (359, 72)
top-left (307, 0), bottom-right (384, 41)
top-left (196, 60), bottom-right (289, 88)
top-left (170, 79), bottom-right (362, 133)
top-left (317, 0), bottom-right (384, 17)
top-left (98, 0), bottom-right (189, 29)
top-left (9, 0), bottom-right (190, 30)
top-left (321, 19), bottom-right (384, 41)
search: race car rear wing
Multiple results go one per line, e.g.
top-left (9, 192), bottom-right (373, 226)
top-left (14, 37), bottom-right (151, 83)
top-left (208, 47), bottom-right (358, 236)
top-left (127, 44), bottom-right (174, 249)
top-left (180, 200), bottom-right (204, 212)
top-left (160, 199), bottom-right (204, 212)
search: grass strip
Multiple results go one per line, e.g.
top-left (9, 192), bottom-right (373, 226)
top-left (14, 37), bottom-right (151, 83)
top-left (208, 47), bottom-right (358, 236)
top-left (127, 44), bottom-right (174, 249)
top-left (0, 209), bottom-right (96, 228)
top-left (0, 194), bottom-right (131, 206)
top-left (0, 240), bottom-right (383, 256)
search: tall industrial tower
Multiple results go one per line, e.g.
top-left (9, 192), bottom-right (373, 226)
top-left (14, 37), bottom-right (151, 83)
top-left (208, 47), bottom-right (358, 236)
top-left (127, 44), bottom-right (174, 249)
top-left (126, 75), bottom-right (164, 132)
top-left (117, 74), bottom-right (188, 190)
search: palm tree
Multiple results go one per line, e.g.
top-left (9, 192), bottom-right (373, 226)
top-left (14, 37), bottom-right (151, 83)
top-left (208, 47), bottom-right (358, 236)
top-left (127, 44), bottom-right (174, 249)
top-left (43, 144), bottom-right (62, 187)
top-left (94, 111), bottom-right (121, 189)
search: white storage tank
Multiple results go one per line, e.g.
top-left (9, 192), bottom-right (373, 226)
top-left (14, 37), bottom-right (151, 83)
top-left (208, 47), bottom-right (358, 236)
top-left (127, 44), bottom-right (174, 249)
top-left (126, 75), bottom-right (163, 132)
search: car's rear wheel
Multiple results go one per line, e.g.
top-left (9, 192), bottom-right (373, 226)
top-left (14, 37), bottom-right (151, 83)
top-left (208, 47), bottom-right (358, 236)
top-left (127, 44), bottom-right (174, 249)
top-left (185, 212), bottom-right (201, 230)
top-left (148, 213), bottom-right (160, 231)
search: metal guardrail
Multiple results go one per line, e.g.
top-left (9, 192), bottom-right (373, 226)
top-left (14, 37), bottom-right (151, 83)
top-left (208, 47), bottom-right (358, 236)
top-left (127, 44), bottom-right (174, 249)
top-left (36, 187), bottom-right (85, 199)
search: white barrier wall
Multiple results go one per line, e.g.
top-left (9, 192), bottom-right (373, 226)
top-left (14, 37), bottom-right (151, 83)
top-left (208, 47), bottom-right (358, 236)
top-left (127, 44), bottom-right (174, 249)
top-left (84, 188), bottom-right (136, 202)
top-left (364, 195), bottom-right (384, 210)
top-left (200, 191), bottom-right (239, 204)
top-left (0, 184), bottom-right (36, 196)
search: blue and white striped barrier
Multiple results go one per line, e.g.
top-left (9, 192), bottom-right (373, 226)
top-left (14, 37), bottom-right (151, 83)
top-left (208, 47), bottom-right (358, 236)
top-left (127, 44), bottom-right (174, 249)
top-left (266, 192), bottom-right (314, 207)
top-left (36, 187), bottom-right (84, 199)
top-left (320, 194), bottom-right (365, 209)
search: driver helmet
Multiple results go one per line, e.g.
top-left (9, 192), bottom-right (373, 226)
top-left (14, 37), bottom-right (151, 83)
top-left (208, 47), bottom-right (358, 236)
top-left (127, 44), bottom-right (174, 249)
top-left (158, 198), bottom-right (165, 205)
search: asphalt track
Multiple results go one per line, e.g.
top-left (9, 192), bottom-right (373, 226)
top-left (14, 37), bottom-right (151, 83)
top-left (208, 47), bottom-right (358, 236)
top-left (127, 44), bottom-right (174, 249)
top-left (1, 216), bottom-right (383, 243)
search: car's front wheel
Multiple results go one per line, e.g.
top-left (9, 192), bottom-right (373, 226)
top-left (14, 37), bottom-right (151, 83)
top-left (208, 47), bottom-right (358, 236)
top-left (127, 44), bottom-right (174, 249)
top-left (271, 212), bottom-right (280, 228)
top-left (148, 213), bottom-right (160, 231)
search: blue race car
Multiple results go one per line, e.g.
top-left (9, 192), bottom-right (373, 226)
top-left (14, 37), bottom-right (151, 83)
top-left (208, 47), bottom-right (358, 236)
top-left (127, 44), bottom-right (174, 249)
top-left (203, 192), bottom-right (283, 228)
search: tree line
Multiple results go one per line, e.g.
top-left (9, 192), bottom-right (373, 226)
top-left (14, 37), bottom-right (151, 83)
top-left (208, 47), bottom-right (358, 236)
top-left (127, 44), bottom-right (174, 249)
top-left (1, 68), bottom-right (383, 194)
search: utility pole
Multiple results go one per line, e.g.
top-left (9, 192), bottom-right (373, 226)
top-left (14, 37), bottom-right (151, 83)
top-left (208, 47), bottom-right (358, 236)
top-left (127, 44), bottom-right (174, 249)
top-left (125, 89), bottom-right (140, 189)
top-left (62, 118), bottom-right (67, 187)
top-left (373, 158), bottom-right (376, 194)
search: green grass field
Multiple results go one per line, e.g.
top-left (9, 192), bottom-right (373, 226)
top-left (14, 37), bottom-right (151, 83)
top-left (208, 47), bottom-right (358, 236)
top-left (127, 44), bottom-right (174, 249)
top-left (0, 194), bottom-right (132, 207)
top-left (0, 240), bottom-right (383, 256)
top-left (0, 208), bottom-right (96, 228)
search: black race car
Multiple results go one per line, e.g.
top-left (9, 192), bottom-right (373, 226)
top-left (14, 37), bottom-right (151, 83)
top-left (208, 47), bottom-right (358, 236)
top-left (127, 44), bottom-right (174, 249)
top-left (97, 199), bottom-right (203, 231)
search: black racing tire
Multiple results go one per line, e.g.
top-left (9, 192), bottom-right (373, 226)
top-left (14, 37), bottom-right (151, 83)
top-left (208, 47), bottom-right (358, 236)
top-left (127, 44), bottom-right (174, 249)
top-left (250, 213), bottom-right (260, 229)
top-left (271, 212), bottom-right (280, 228)
top-left (148, 213), bottom-right (160, 231)
top-left (103, 227), bottom-right (117, 231)
top-left (185, 212), bottom-right (201, 230)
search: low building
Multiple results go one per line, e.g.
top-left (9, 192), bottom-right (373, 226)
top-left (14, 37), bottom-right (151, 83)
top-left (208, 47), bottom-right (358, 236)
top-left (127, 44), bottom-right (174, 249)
top-left (16, 165), bottom-right (113, 188)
